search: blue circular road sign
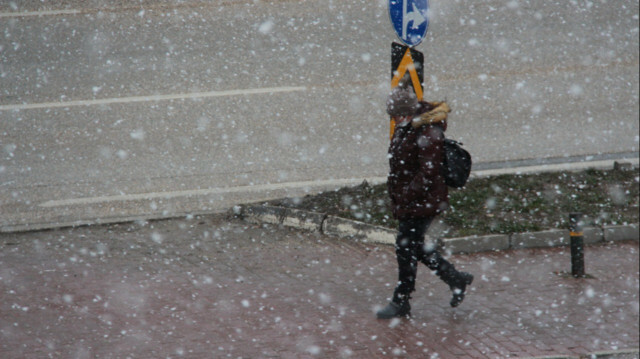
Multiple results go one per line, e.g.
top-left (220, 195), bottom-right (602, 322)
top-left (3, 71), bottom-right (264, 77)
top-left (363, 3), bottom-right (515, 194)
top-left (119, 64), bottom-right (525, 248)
top-left (388, 0), bottom-right (429, 47)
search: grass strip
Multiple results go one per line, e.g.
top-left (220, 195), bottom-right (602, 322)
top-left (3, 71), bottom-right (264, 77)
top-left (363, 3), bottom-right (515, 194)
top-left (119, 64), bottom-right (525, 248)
top-left (267, 167), bottom-right (639, 238)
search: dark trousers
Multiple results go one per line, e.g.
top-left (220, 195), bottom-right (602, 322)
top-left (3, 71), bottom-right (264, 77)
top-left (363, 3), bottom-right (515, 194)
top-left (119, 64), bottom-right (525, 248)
top-left (393, 217), bottom-right (452, 302)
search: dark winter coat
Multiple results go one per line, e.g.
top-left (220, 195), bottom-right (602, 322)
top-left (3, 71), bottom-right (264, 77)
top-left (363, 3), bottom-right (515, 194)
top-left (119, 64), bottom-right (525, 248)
top-left (387, 101), bottom-right (450, 220)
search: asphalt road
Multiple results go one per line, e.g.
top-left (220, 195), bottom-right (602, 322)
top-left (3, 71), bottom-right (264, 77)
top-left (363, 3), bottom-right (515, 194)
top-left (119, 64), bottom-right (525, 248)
top-left (1, 0), bottom-right (638, 231)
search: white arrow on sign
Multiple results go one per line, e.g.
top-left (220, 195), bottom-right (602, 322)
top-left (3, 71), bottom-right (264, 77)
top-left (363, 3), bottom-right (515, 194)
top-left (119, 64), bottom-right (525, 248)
top-left (402, 0), bottom-right (426, 41)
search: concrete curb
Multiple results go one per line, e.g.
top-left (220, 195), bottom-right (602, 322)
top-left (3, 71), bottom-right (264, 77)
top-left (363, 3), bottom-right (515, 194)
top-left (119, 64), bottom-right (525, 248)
top-left (519, 348), bottom-right (640, 359)
top-left (235, 205), bottom-right (639, 254)
top-left (582, 349), bottom-right (640, 359)
top-left (323, 215), bottom-right (396, 244)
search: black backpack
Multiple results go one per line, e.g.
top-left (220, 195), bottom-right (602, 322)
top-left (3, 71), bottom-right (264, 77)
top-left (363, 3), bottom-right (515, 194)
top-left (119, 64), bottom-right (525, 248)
top-left (442, 138), bottom-right (472, 188)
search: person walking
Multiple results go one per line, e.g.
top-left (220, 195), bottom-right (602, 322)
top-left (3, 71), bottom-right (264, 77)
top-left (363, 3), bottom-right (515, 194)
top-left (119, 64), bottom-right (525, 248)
top-left (377, 78), bottom-right (474, 319)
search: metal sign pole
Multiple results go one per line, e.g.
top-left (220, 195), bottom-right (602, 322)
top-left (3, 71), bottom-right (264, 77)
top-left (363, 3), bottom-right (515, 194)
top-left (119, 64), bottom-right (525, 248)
top-left (388, 0), bottom-right (429, 138)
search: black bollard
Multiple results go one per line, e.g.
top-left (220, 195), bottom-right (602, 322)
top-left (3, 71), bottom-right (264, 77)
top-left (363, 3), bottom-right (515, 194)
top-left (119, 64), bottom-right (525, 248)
top-left (569, 213), bottom-right (585, 277)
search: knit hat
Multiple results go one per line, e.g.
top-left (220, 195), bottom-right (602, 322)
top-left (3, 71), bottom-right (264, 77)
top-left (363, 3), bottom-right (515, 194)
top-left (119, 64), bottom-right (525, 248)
top-left (386, 74), bottom-right (418, 117)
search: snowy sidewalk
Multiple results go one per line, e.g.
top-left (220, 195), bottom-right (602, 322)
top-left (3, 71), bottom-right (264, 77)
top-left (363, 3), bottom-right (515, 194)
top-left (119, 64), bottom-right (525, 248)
top-left (0, 214), bottom-right (638, 358)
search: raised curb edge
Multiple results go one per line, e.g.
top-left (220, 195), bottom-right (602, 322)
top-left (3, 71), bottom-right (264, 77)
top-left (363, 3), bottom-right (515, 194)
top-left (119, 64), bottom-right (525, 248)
top-left (519, 348), bottom-right (640, 359)
top-left (234, 205), bottom-right (639, 254)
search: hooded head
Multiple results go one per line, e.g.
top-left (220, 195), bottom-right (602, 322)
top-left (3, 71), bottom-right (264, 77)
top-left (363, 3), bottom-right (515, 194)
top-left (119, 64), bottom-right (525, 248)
top-left (386, 74), bottom-right (418, 117)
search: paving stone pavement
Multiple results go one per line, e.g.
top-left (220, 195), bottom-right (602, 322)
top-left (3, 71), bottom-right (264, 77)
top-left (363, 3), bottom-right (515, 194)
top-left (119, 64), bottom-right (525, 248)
top-left (0, 214), bottom-right (638, 359)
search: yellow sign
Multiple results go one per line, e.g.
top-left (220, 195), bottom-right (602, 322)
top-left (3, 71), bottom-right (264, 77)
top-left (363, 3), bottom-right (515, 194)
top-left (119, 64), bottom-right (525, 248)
top-left (390, 47), bottom-right (424, 138)
top-left (391, 48), bottom-right (423, 101)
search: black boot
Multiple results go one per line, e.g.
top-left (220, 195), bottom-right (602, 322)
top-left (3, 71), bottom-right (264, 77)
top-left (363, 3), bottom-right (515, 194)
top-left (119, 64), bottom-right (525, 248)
top-left (423, 252), bottom-right (474, 307)
top-left (376, 294), bottom-right (411, 319)
top-left (447, 271), bottom-right (474, 307)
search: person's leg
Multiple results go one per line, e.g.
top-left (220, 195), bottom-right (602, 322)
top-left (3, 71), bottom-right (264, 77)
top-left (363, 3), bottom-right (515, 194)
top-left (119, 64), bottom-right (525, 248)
top-left (393, 217), bottom-right (432, 301)
top-left (377, 218), bottom-right (432, 319)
